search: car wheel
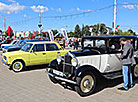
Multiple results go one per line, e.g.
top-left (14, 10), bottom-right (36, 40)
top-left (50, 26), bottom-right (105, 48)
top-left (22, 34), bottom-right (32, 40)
top-left (75, 72), bottom-right (96, 96)
top-left (12, 61), bottom-right (24, 72)
top-left (133, 65), bottom-right (138, 78)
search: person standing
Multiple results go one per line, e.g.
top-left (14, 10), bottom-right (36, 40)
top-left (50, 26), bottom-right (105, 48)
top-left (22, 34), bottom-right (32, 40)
top-left (118, 38), bottom-right (136, 91)
top-left (73, 38), bottom-right (79, 50)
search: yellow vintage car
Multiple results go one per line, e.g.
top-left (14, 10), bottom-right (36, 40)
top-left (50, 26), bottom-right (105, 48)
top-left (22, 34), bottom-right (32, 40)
top-left (2, 41), bottom-right (69, 72)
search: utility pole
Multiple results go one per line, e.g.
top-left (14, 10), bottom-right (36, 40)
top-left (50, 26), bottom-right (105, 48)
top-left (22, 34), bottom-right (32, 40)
top-left (0, 15), bottom-right (6, 32)
top-left (38, 6), bottom-right (42, 34)
top-left (65, 25), bottom-right (67, 31)
top-left (3, 16), bottom-right (6, 32)
top-left (113, 0), bottom-right (117, 35)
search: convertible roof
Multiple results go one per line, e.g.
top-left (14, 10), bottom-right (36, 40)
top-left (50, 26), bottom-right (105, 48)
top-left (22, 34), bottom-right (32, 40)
top-left (82, 35), bottom-right (137, 40)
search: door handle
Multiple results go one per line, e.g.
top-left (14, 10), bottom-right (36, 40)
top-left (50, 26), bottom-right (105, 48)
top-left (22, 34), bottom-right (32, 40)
top-left (57, 52), bottom-right (60, 54)
top-left (43, 53), bottom-right (46, 55)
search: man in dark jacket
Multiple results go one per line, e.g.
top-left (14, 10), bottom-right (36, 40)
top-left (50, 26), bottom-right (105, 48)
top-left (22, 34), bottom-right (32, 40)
top-left (118, 38), bottom-right (136, 91)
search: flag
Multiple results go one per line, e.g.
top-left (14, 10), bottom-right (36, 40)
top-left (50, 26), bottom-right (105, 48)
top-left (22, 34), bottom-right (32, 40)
top-left (61, 28), bottom-right (68, 41)
top-left (13, 32), bottom-right (16, 40)
top-left (116, 25), bottom-right (120, 30)
top-left (28, 31), bottom-right (33, 40)
top-left (48, 30), bottom-right (54, 41)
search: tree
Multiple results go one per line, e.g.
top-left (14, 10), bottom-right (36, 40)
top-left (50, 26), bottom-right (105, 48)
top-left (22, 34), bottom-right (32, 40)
top-left (127, 29), bottom-right (136, 35)
top-left (82, 25), bottom-right (91, 36)
top-left (51, 29), bottom-right (58, 36)
top-left (68, 31), bottom-right (74, 37)
top-left (92, 23), bottom-right (107, 35)
top-left (74, 24), bottom-right (81, 38)
top-left (99, 24), bottom-right (107, 34)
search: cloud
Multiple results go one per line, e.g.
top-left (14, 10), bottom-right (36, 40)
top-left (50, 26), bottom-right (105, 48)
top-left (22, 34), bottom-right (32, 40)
top-left (23, 14), bottom-right (27, 17)
top-left (123, 4), bottom-right (134, 9)
top-left (76, 8), bottom-right (80, 11)
top-left (0, 2), bottom-right (26, 14)
top-left (57, 8), bottom-right (62, 12)
top-left (8, 0), bottom-right (16, 3)
top-left (50, 8), bottom-right (54, 11)
top-left (87, 9), bottom-right (93, 12)
top-left (30, 5), bottom-right (48, 13)
top-left (76, 8), bottom-right (93, 12)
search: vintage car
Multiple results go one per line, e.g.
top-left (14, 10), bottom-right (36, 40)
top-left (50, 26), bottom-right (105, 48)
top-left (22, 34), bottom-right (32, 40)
top-left (2, 41), bottom-right (69, 72)
top-left (45, 35), bottom-right (138, 96)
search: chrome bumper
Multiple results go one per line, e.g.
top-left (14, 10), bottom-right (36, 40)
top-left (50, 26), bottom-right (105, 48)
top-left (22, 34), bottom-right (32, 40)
top-left (45, 70), bottom-right (76, 84)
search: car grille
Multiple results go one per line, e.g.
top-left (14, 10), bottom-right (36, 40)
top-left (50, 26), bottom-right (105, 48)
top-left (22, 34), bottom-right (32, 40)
top-left (63, 55), bottom-right (74, 76)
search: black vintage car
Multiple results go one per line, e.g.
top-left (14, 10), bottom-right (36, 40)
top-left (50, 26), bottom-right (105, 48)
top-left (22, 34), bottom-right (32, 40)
top-left (45, 35), bottom-right (138, 96)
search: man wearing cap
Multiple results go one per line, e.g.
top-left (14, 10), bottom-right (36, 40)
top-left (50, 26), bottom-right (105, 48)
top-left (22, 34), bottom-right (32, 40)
top-left (118, 37), bottom-right (136, 91)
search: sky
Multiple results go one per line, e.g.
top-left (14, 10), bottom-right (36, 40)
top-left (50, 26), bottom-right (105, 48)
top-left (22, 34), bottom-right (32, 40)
top-left (0, 0), bottom-right (138, 34)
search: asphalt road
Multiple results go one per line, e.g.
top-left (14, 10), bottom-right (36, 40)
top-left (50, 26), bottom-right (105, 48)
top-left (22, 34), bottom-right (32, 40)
top-left (0, 52), bottom-right (138, 102)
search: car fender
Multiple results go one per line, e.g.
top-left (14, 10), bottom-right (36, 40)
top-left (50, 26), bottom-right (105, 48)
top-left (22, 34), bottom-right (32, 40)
top-left (75, 65), bottom-right (101, 77)
top-left (10, 57), bottom-right (27, 66)
top-left (49, 59), bottom-right (58, 68)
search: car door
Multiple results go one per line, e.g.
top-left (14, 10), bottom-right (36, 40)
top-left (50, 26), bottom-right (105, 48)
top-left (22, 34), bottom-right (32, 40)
top-left (29, 44), bottom-right (46, 65)
top-left (106, 53), bottom-right (122, 72)
top-left (45, 43), bottom-right (63, 63)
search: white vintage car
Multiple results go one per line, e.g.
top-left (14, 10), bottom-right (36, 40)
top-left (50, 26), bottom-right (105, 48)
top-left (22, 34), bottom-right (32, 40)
top-left (46, 35), bottom-right (138, 96)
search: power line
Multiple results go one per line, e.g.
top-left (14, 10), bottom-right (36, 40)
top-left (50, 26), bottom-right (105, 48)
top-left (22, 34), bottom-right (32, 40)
top-left (9, 3), bottom-right (138, 26)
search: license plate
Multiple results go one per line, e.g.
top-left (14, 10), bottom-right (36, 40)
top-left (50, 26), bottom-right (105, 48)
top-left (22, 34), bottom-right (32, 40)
top-left (53, 69), bottom-right (63, 77)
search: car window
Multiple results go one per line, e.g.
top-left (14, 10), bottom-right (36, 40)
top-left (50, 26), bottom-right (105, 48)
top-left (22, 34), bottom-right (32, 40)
top-left (32, 44), bottom-right (45, 52)
top-left (46, 43), bottom-right (59, 51)
top-left (21, 43), bottom-right (33, 52)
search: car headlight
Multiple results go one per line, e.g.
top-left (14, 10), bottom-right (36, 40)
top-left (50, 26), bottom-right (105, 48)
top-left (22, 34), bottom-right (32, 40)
top-left (57, 55), bottom-right (62, 64)
top-left (71, 57), bottom-right (78, 67)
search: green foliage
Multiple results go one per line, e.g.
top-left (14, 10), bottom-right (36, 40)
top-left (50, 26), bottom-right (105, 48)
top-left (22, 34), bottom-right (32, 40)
top-left (92, 23), bottom-right (107, 35)
top-left (82, 25), bottom-right (91, 36)
top-left (74, 24), bottom-right (81, 38)
top-left (51, 29), bottom-right (58, 36)
top-left (111, 29), bottom-right (136, 35)
top-left (68, 31), bottom-right (74, 37)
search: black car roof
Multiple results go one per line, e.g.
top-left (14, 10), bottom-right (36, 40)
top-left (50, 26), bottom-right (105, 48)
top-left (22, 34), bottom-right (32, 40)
top-left (82, 35), bottom-right (137, 40)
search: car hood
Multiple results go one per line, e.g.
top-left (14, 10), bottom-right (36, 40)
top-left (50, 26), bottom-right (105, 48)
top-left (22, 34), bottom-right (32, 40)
top-left (71, 49), bottom-right (100, 57)
top-left (3, 50), bottom-right (28, 57)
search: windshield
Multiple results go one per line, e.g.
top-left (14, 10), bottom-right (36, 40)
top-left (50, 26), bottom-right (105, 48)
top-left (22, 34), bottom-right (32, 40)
top-left (21, 43), bottom-right (33, 52)
top-left (15, 41), bottom-right (20, 45)
top-left (20, 41), bottom-right (26, 47)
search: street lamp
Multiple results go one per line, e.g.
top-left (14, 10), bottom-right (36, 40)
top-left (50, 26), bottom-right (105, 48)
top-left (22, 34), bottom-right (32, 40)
top-left (38, 5), bottom-right (42, 34)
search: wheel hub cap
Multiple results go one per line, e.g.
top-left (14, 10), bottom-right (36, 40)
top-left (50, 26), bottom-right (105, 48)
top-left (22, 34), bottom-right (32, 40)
top-left (80, 75), bottom-right (94, 93)
top-left (83, 79), bottom-right (91, 88)
top-left (134, 65), bottom-right (138, 77)
top-left (15, 64), bottom-right (20, 69)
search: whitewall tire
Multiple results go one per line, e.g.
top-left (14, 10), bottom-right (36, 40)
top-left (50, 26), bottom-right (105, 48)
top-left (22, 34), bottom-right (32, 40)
top-left (12, 61), bottom-right (24, 72)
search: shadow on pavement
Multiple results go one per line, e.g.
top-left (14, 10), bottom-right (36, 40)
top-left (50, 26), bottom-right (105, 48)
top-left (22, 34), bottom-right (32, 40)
top-left (22, 64), bottom-right (48, 72)
top-left (57, 76), bottom-right (125, 97)
top-left (50, 76), bottom-right (138, 97)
